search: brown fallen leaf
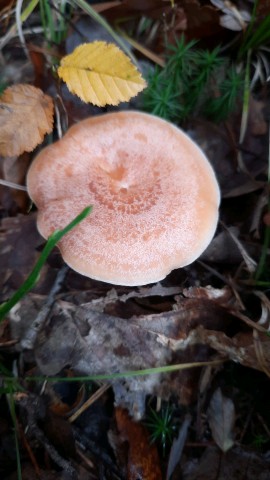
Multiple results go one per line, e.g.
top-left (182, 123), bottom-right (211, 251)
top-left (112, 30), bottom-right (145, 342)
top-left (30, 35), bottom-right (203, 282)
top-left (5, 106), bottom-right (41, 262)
top-left (0, 213), bottom-right (48, 300)
top-left (257, 0), bottom-right (270, 19)
top-left (263, 211), bottom-right (270, 227)
top-left (182, 0), bottom-right (221, 39)
top-left (93, 1), bottom-right (122, 13)
top-left (207, 388), bottom-right (235, 452)
top-left (9, 282), bottom-right (266, 416)
top-left (115, 407), bottom-right (162, 480)
top-left (0, 84), bottom-right (54, 157)
top-left (180, 327), bottom-right (270, 373)
top-left (248, 97), bottom-right (268, 136)
top-left (29, 292), bottom-right (234, 416)
top-left (0, 317), bottom-right (13, 347)
top-left (0, 153), bottom-right (30, 213)
top-left (105, 0), bottom-right (219, 40)
top-left (183, 446), bottom-right (270, 480)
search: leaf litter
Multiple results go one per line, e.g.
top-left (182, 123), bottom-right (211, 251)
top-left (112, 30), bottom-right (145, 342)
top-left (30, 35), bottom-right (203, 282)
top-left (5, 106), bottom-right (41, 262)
top-left (1, 0), bottom-right (270, 478)
top-left (0, 84), bottom-right (54, 157)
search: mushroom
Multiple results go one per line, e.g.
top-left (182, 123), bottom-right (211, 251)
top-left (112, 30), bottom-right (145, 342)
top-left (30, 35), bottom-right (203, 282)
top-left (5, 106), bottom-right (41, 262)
top-left (26, 111), bottom-right (220, 286)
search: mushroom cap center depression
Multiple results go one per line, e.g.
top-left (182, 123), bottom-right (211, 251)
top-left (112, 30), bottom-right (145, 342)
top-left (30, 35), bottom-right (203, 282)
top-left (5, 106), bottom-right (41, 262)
top-left (88, 151), bottom-right (162, 215)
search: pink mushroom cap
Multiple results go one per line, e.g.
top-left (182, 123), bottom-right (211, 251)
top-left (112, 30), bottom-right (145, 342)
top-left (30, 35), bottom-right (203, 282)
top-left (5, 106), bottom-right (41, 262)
top-left (26, 111), bottom-right (220, 286)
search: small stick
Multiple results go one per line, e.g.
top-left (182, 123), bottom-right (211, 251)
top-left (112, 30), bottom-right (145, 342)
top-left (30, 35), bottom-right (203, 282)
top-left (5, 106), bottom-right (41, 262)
top-left (0, 179), bottom-right (27, 191)
top-left (253, 329), bottom-right (270, 377)
top-left (69, 383), bottom-right (110, 423)
top-left (21, 264), bottom-right (69, 349)
top-left (19, 423), bottom-right (41, 477)
top-left (18, 394), bottom-right (77, 479)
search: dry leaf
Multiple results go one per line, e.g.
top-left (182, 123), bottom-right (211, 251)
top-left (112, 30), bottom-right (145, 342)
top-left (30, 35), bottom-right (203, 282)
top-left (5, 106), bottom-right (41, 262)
top-left (255, 0), bottom-right (270, 20)
top-left (166, 415), bottom-right (191, 480)
top-left (115, 407), bottom-right (162, 480)
top-left (182, 0), bottom-right (221, 38)
top-left (210, 0), bottom-right (251, 31)
top-left (57, 41), bottom-right (147, 106)
top-left (248, 97), bottom-right (268, 136)
top-left (0, 213), bottom-right (48, 301)
top-left (0, 154), bottom-right (30, 211)
top-left (0, 84), bottom-right (54, 157)
top-left (207, 388), bottom-right (235, 452)
top-left (183, 446), bottom-right (270, 480)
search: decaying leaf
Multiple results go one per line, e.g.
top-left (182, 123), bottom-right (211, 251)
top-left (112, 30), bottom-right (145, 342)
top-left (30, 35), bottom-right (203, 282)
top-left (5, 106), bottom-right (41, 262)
top-left (9, 283), bottom-right (267, 417)
top-left (0, 213), bottom-right (47, 300)
top-left (115, 407), bottom-right (162, 480)
top-left (0, 84), bottom-right (54, 157)
top-left (0, 154), bottom-right (30, 211)
top-left (6, 274), bottom-right (269, 418)
top-left (166, 415), bottom-right (191, 480)
top-left (210, 0), bottom-right (251, 31)
top-left (257, 0), bottom-right (270, 18)
top-left (57, 41), bottom-right (147, 106)
top-left (248, 97), bottom-right (268, 136)
top-left (207, 388), bottom-right (235, 452)
top-left (183, 446), bottom-right (270, 480)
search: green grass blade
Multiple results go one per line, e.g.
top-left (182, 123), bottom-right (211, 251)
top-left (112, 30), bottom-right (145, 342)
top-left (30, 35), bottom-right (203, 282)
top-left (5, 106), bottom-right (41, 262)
top-left (70, 0), bottom-right (137, 65)
top-left (0, 0), bottom-right (39, 50)
top-left (239, 50), bottom-right (251, 145)
top-left (239, 1), bottom-right (270, 57)
top-left (8, 392), bottom-right (22, 480)
top-left (21, 0), bottom-right (39, 22)
top-left (43, 0), bottom-right (57, 44)
top-left (0, 206), bottom-right (92, 322)
top-left (24, 359), bottom-right (224, 383)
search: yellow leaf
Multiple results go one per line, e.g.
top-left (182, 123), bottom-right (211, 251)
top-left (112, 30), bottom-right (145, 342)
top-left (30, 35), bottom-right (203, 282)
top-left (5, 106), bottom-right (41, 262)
top-left (57, 41), bottom-right (147, 106)
top-left (0, 84), bottom-right (54, 157)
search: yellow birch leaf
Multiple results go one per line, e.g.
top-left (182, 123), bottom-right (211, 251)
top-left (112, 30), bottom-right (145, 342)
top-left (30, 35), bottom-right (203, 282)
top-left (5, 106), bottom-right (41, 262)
top-left (57, 41), bottom-right (147, 106)
top-left (0, 84), bottom-right (54, 157)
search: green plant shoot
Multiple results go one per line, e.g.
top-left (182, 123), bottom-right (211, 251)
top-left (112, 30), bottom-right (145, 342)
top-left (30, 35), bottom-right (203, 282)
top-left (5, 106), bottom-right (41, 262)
top-left (143, 36), bottom-right (243, 123)
top-left (0, 206), bottom-right (92, 322)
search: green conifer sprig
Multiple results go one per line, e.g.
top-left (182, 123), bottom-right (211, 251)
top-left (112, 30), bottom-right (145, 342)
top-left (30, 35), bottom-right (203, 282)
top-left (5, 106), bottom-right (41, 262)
top-left (143, 36), bottom-right (243, 123)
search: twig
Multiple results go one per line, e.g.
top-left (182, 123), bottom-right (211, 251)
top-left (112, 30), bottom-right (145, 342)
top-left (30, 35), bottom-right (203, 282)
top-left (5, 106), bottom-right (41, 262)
top-left (19, 422), bottom-right (41, 477)
top-left (229, 310), bottom-right (268, 333)
top-left (54, 94), bottom-right (69, 138)
top-left (0, 179), bottom-right (27, 191)
top-left (75, 447), bottom-right (95, 470)
top-left (117, 27), bottom-right (165, 67)
top-left (73, 426), bottom-right (123, 478)
top-left (256, 413), bottom-right (270, 438)
top-left (69, 383), bottom-right (110, 423)
top-left (21, 264), bottom-right (69, 349)
top-left (19, 394), bottom-right (77, 479)
top-left (15, 0), bottom-right (30, 59)
top-left (0, 0), bottom-right (39, 50)
top-left (238, 407), bottom-right (253, 443)
top-left (253, 329), bottom-right (270, 377)
top-left (220, 220), bottom-right (257, 273)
